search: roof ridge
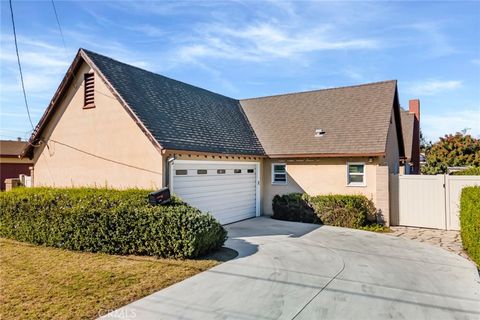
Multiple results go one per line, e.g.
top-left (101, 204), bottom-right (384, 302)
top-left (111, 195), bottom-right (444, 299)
top-left (240, 79), bottom-right (397, 101)
top-left (80, 48), bottom-right (238, 102)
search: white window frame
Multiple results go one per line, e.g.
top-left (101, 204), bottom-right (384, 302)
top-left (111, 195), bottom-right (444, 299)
top-left (272, 163), bottom-right (287, 185)
top-left (346, 162), bottom-right (366, 187)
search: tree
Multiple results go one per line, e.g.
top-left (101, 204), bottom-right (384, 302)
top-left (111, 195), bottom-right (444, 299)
top-left (420, 129), bottom-right (432, 154)
top-left (421, 132), bottom-right (480, 175)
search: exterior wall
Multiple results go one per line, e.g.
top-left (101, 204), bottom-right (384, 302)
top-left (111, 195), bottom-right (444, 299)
top-left (262, 157), bottom-right (378, 215)
top-left (0, 157), bottom-right (33, 190)
top-left (374, 109), bottom-right (401, 226)
top-left (33, 62), bottom-right (163, 189)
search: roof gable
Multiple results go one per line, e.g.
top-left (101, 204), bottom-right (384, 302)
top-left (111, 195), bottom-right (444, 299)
top-left (240, 81), bottom-right (398, 156)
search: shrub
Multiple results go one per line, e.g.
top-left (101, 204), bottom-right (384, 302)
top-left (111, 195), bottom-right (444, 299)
top-left (308, 195), bottom-right (375, 229)
top-left (0, 188), bottom-right (227, 259)
top-left (272, 193), bottom-right (377, 229)
top-left (272, 193), bottom-right (318, 223)
top-left (459, 186), bottom-right (480, 266)
top-left (452, 167), bottom-right (480, 176)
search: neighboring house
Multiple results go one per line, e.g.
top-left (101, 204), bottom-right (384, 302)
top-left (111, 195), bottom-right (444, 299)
top-left (400, 99), bottom-right (421, 174)
top-left (0, 139), bottom-right (33, 190)
top-left (22, 49), bottom-right (412, 225)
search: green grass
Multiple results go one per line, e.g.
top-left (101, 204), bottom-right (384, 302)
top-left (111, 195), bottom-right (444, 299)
top-left (359, 224), bottom-right (392, 233)
top-left (0, 238), bottom-right (218, 319)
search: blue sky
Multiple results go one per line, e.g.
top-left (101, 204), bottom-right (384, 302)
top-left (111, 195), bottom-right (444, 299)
top-left (1, 0), bottom-right (479, 143)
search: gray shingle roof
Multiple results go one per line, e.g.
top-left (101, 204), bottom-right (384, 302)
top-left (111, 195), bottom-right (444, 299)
top-left (240, 81), bottom-right (398, 156)
top-left (83, 49), bottom-right (264, 156)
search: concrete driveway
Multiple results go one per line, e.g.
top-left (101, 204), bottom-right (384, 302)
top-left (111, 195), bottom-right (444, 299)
top-left (102, 217), bottom-right (480, 320)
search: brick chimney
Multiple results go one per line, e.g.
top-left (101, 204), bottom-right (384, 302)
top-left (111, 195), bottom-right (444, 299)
top-left (409, 99), bottom-right (420, 122)
top-left (408, 99), bottom-right (420, 174)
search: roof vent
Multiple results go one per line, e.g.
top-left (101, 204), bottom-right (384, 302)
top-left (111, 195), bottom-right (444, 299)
top-left (315, 128), bottom-right (326, 137)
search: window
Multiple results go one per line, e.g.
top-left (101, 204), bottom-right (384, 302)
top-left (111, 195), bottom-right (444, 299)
top-left (272, 163), bottom-right (287, 184)
top-left (234, 169), bottom-right (242, 174)
top-left (247, 169), bottom-right (254, 173)
top-left (347, 163), bottom-right (366, 186)
top-left (197, 169), bottom-right (207, 175)
top-left (175, 169), bottom-right (187, 175)
top-left (83, 73), bottom-right (95, 109)
top-left (217, 169), bottom-right (226, 174)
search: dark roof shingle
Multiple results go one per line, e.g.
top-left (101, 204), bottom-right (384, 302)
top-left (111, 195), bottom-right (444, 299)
top-left (83, 49), bottom-right (264, 155)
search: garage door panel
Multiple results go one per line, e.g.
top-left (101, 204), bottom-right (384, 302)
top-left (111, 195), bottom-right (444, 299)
top-left (172, 161), bottom-right (258, 224)
top-left (188, 197), bottom-right (256, 214)
top-left (174, 183), bottom-right (255, 196)
top-left (174, 176), bottom-right (255, 189)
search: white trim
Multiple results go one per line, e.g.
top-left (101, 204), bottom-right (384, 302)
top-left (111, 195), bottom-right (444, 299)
top-left (171, 159), bottom-right (261, 218)
top-left (346, 162), bottom-right (366, 187)
top-left (173, 160), bottom-right (260, 165)
top-left (271, 162), bottom-right (287, 185)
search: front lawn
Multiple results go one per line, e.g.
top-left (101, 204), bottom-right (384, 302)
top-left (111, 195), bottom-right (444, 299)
top-left (0, 238), bottom-right (218, 319)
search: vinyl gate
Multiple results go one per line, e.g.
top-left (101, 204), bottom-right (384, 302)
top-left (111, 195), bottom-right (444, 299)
top-left (395, 174), bottom-right (480, 230)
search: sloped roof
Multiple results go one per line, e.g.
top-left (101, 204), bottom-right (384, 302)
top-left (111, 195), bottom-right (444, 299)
top-left (0, 140), bottom-right (27, 157)
top-left (400, 109), bottom-right (415, 160)
top-left (83, 50), bottom-right (264, 155)
top-left (240, 81), bottom-right (398, 156)
top-left (24, 49), bottom-right (404, 159)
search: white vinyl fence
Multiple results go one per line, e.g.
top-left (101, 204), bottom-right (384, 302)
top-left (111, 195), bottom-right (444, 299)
top-left (393, 174), bottom-right (480, 230)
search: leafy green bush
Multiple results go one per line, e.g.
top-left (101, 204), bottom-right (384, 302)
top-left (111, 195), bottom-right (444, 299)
top-left (459, 186), bottom-right (480, 266)
top-left (308, 195), bottom-right (376, 228)
top-left (0, 188), bottom-right (227, 259)
top-left (272, 193), bottom-right (377, 229)
top-left (452, 167), bottom-right (480, 175)
top-left (272, 193), bottom-right (318, 223)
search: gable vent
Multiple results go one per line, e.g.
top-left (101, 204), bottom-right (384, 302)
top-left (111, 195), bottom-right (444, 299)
top-left (315, 128), bottom-right (325, 137)
top-left (83, 73), bottom-right (95, 109)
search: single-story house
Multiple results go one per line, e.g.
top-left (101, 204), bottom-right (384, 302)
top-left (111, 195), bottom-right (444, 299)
top-left (23, 49), bottom-right (418, 225)
top-left (0, 139), bottom-right (33, 190)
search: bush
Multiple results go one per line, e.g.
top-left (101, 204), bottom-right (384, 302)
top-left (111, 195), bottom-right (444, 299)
top-left (459, 186), bottom-right (480, 266)
top-left (308, 195), bottom-right (375, 228)
top-left (0, 188), bottom-right (227, 259)
top-left (452, 167), bottom-right (480, 175)
top-left (272, 193), bottom-right (318, 223)
top-left (272, 193), bottom-right (377, 229)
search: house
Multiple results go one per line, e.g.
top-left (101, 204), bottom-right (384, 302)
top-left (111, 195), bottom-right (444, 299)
top-left (400, 100), bottom-right (421, 174)
top-left (0, 139), bottom-right (33, 190)
top-left (22, 49), bottom-right (415, 225)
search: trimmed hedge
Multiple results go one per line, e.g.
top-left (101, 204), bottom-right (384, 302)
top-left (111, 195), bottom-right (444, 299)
top-left (272, 193), bottom-right (377, 229)
top-left (0, 188), bottom-right (227, 259)
top-left (272, 193), bottom-right (319, 224)
top-left (452, 167), bottom-right (480, 176)
top-left (459, 186), bottom-right (480, 265)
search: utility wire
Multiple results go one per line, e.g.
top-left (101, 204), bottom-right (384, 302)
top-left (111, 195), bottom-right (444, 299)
top-left (51, 0), bottom-right (67, 51)
top-left (9, 0), bottom-right (34, 130)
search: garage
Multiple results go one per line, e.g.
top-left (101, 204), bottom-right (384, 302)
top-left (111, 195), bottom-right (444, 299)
top-left (171, 160), bottom-right (260, 224)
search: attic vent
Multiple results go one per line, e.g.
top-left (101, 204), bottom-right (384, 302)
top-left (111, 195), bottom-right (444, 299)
top-left (83, 73), bottom-right (95, 109)
top-left (315, 128), bottom-right (326, 137)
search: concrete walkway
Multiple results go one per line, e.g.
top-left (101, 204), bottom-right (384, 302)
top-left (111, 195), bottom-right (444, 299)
top-left (102, 218), bottom-right (480, 320)
top-left (390, 226), bottom-right (470, 260)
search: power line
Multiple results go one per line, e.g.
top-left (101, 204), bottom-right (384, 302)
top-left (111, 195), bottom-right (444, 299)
top-left (51, 0), bottom-right (67, 51)
top-left (8, 0), bottom-right (34, 130)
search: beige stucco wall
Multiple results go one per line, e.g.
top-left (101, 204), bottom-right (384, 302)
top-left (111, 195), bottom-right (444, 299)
top-left (261, 157), bottom-right (379, 215)
top-left (33, 62), bottom-right (163, 189)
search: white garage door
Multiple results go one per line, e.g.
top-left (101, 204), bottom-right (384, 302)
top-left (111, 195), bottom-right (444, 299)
top-left (172, 161), bottom-right (259, 224)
